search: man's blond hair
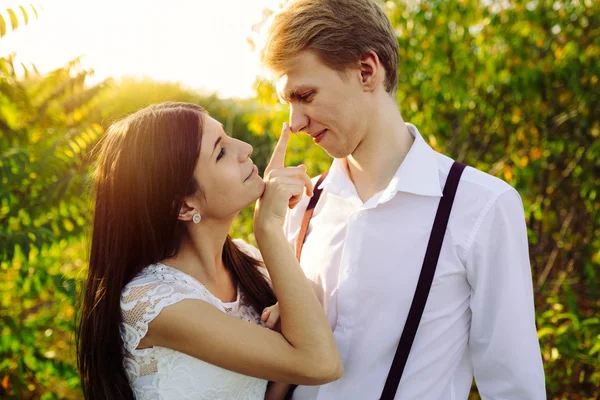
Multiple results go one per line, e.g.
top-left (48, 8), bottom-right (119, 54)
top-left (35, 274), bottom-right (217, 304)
top-left (261, 0), bottom-right (399, 93)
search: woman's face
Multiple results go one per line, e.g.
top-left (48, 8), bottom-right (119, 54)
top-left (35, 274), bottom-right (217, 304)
top-left (189, 115), bottom-right (265, 220)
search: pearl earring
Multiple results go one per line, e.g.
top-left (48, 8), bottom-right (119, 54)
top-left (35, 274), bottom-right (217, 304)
top-left (192, 213), bottom-right (201, 224)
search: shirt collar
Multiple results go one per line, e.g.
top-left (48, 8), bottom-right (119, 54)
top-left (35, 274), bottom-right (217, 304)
top-left (319, 123), bottom-right (442, 200)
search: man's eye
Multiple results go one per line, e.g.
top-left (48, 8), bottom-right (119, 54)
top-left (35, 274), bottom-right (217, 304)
top-left (299, 92), bottom-right (313, 102)
top-left (217, 147), bottom-right (226, 161)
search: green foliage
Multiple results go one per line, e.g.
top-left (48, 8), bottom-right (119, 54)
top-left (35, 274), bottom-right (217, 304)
top-left (0, 0), bottom-right (598, 398)
top-left (1, 239), bottom-right (85, 399)
top-left (1, 3), bottom-right (42, 38)
top-left (537, 296), bottom-right (600, 396)
top-left (0, 52), bottom-right (109, 397)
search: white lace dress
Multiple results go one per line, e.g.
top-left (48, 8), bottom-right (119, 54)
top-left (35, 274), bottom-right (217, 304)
top-left (120, 239), bottom-right (269, 399)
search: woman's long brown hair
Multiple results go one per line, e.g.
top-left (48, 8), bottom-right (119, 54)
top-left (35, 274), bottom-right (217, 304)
top-left (76, 102), bottom-right (276, 400)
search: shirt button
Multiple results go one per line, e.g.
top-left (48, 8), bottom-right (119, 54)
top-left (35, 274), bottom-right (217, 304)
top-left (347, 268), bottom-right (353, 275)
top-left (357, 213), bottom-right (364, 219)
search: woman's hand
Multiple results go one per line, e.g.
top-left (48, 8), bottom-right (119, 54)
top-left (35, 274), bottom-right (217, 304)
top-left (254, 123), bottom-right (313, 231)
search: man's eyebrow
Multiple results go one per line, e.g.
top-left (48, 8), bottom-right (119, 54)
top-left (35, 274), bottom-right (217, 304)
top-left (280, 86), bottom-right (312, 103)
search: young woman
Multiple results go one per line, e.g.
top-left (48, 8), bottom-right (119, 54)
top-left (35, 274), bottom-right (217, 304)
top-left (76, 102), bottom-right (342, 399)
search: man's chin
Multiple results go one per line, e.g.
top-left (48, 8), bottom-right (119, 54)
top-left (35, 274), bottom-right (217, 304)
top-left (319, 144), bottom-right (350, 159)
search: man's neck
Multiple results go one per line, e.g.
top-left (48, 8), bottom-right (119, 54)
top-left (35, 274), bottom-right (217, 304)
top-left (344, 100), bottom-right (413, 204)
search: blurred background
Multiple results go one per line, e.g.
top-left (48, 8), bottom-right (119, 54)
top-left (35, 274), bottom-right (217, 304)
top-left (0, 0), bottom-right (598, 398)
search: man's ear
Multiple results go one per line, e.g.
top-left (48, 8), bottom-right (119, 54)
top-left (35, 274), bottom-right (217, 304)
top-left (358, 51), bottom-right (383, 92)
top-left (178, 198), bottom-right (197, 222)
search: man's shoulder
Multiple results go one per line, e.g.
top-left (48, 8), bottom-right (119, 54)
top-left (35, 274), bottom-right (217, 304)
top-left (435, 152), bottom-right (517, 203)
top-left (310, 173), bottom-right (326, 185)
top-left (435, 153), bottom-right (526, 258)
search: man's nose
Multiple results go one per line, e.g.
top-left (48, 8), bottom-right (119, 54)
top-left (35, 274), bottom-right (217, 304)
top-left (289, 104), bottom-right (309, 133)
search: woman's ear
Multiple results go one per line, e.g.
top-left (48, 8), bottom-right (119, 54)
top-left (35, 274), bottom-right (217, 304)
top-left (178, 199), bottom-right (197, 222)
top-left (359, 51), bottom-right (383, 92)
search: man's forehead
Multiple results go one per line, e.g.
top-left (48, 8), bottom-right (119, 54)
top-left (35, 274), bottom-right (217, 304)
top-left (275, 74), bottom-right (290, 97)
top-left (274, 52), bottom-right (314, 93)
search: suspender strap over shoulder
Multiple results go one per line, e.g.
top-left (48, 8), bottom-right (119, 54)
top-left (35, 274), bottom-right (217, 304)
top-left (380, 161), bottom-right (466, 400)
top-left (295, 171), bottom-right (329, 262)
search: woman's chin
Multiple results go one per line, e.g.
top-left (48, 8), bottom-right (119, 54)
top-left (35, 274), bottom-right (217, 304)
top-left (254, 179), bottom-right (267, 194)
top-left (247, 183), bottom-right (266, 206)
top-left (231, 180), bottom-right (266, 211)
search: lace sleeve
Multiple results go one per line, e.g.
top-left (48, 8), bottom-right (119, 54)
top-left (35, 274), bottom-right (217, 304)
top-left (120, 270), bottom-right (217, 356)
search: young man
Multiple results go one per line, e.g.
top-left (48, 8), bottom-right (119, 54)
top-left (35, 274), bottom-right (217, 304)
top-left (260, 0), bottom-right (546, 399)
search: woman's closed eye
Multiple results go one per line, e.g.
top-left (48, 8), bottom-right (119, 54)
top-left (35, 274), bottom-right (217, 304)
top-left (217, 147), bottom-right (226, 162)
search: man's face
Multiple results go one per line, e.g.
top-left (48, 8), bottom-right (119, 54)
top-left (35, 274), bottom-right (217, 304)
top-left (276, 50), bottom-right (368, 159)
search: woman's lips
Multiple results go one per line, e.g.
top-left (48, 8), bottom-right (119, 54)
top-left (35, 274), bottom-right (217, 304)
top-left (244, 164), bottom-right (257, 182)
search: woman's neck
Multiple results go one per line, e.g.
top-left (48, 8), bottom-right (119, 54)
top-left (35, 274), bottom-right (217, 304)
top-left (162, 217), bottom-right (234, 288)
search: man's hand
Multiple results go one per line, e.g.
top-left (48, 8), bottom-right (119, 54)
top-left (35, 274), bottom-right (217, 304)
top-left (261, 302), bottom-right (281, 333)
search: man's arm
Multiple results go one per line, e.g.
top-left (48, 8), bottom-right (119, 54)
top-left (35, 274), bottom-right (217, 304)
top-left (465, 188), bottom-right (546, 399)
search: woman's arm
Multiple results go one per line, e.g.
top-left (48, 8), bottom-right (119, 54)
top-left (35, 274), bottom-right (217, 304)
top-left (141, 124), bottom-right (342, 385)
top-left (254, 121), bottom-right (341, 383)
top-left (142, 295), bottom-right (341, 385)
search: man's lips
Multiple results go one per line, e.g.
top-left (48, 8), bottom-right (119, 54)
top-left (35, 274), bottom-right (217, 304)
top-left (310, 129), bottom-right (327, 143)
top-left (309, 129), bottom-right (327, 138)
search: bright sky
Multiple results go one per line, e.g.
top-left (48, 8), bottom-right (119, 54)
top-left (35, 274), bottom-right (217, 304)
top-left (0, 0), bottom-right (283, 99)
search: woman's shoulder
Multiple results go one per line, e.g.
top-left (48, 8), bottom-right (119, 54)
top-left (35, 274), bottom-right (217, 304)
top-left (122, 264), bottom-right (182, 299)
top-left (120, 264), bottom-right (223, 327)
top-left (120, 263), bottom-right (219, 355)
top-left (121, 263), bottom-right (214, 303)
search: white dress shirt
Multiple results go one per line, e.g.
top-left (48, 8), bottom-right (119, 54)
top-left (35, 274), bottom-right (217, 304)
top-left (284, 124), bottom-right (546, 400)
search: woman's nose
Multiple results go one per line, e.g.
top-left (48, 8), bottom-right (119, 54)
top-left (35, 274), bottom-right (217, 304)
top-left (238, 140), bottom-right (253, 162)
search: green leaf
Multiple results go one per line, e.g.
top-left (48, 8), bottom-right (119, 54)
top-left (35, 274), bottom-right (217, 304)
top-left (23, 353), bottom-right (38, 371)
top-left (0, 15), bottom-right (6, 37)
top-left (19, 5), bottom-right (29, 25)
top-left (581, 318), bottom-right (600, 327)
top-left (6, 8), bottom-right (19, 31)
top-left (1, 316), bottom-right (18, 331)
top-left (6, 234), bottom-right (15, 263)
top-left (18, 232), bottom-right (31, 261)
top-left (21, 62), bottom-right (29, 79)
top-left (537, 327), bottom-right (554, 339)
top-left (590, 341), bottom-right (600, 356)
top-left (30, 4), bottom-right (39, 20)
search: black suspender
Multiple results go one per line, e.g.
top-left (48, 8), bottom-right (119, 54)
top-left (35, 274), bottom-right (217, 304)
top-left (289, 161), bottom-right (466, 400)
